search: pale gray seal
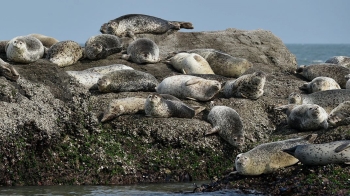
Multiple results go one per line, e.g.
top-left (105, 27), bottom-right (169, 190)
top-left (66, 64), bottom-right (134, 90)
top-left (223, 71), bottom-right (266, 99)
top-left (327, 101), bottom-right (350, 127)
top-left (46, 40), bottom-right (84, 67)
top-left (0, 58), bottom-right (20, 81)
top-left (296, 64), bottom-right (350, 88)
top-left (0, 41), bottom-right (8, 53)
top-left (121, 38), bottom-right (160, 64)
top-left (283, 140), bottom-right (350, 165)
top-left (206, 105), bottom-right (244, 147)
top-left (27, 33), bottom-right (59, 48)
top-left (325, 56), bottom-right (350, 68)
top-left (144, 93), bottom-right (197, 118)
top-left (167, 52), bottom-right (214, 74)
top-left (155, 75), bottom-right (221, 101)
top-left (84, 34), bottom-right (122, 60)
top-left (187, 49), bottom-right (253, 78)
top-left (5, 35), bottom-right (44, 63)
top-left (275, 104), bottom-right (328, 131)
top-left (288, 90), bottom-right (350, 113)
top-left (101, 97), bottom-right (146, 122)
top-left (101, 14), bottom-right (194, 39)
top-left (234, 134), bottom-right (318, 175)
top-left (97, 69), bottom-right (159, 93)
top-left (299, 76), bottom-right (340, 93)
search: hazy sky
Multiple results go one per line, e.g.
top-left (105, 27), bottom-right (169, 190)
top-left (1, 0), bottom-right (349, 44)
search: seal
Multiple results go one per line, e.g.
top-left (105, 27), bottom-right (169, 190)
top-left (283, 140), bottom-right (350, 165)
top-left (234, 134), bottom-right (318, 175)
top-left (327, 101), bottom-right (350, 127)
top-left (97, 69), bottom-right (159, 93)
top-left (155, 75), bottom-right (221, 101)
top-left (5, 35), bottom-right (44, 63)
top-left (206, 105), bottom-right (244, 147)
top-left (0, 57), bottom-right (20, 81)
top-left (296, 64), bottom-right (350, 88)
top-left (121, 38), bottom-right (160, 64)
top-left (46, 40), bottom-right (84, 67)
top-left (187, 49), bottom-right (253, 78)
top-left (101, 14), bottom-right (194, 39)
top-left (144, 93), bottom-right (198, 118)
top-left (101, 97), bottom-right (146, 122)
top-left (275, 104), bottom-right (328, 131)
top-left (84, 34), bottom-right (122, 60)
top-left (27, 33), bottom-right (59, 48)
top-left (325, 56), bottom-right (350, 68)
top-left (299, 76), bottom-right (340, 93)
top-left (288, 90), bottom-right (350, 113)
top-left (167, 52), bottom-right (214, 74)
top-left (0, 40), bottom-right (8, 53)
top-left (66, 64), bottom-right (134, 90)
top-left (222, 71), bottom-right (266, 99)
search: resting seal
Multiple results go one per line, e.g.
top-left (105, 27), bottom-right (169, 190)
top-left (28, 33), bottom-right (59, 48)
top-left (299, 76), bottom-right (340, 93)
top-left (167, 52), bottom-right (214, 74)
top-left (223, 71), bottom-right (266, 99)
top-left (97, 69), bottom-right (159, 93)
top-left (327, 101), bottom-right (350, 127)
top-left (6, 35), bottom-right (44, 63)
top-left (0, 58), bottom-right (20, 81)
top-left (325, 56), bottom-right (350, 68)
top-left (206, 105), bottom-right (244, 147)
top-left (85, 34), bottom-right (122, 60)
top-left (188, 49), bottom-right (253, 77)
top-left (121, 38), bottom-right (160, 64)
top-left (101, 14), bottom-right (193, 39)
top-left (156, 75), bottom-right (221, 101)
top-left (234, 134), bottom-right (318, 175)
top-left (101, 97), bottom-right (146, 122)
top-left (283, 140), bottom-right (350, 165)
top-left (46, 40), bottom-right (84, 67)
top-left (66, 64), bottom-right (134, 89)
top-left (296, 64), bottom-right (350, 88)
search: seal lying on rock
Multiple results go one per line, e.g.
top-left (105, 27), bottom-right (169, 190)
top-left (66, 64), bottom-right (134, 89)
top-left (6, 35), bottom-right (44, 63)
top-left (296, 64), bottom-right (350, 88)
top-left (0, 58), bottom-right (20, 81)
top-left (299, 76), bottom-right (340, 93)
top-left (167, 52), bottom-right (214, 74)
top-left (325, 56), bottom-right (350, 68)
top-left (187, 49), bottom-right (253, 78)
top-left (46, 40), bottom-right (84, 67)
top-left (206, 105), bottom-right (244, 147)
top-left (275, 104), bottom-right (328, 131)
top-left (283, 140), bottom-right (350, 165)
top-left (27, 33), bottom-right (59, 48)
top-left (101, 14), bottom-right (193, 39)
top-left (97, 69), bottom-right (159, 93)
top-left (101, 97), bottom-right (146, 122)
top-left (234, 134), bottom-right (318, 175)
top-left (223, 71), bottom-right (266, 99)
top-left (121, 38), bottom-right (160, 64)
top-left (156, 75), bottom-right (221, 101)
top-left (84, 34), bottom-right (122, 60)
top-left (327, 101), bottom-right (350, 127)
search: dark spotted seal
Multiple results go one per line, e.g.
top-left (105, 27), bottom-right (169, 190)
top-left (6, 35), bottom-right (44, 63)
top-left (46, 40), bottom-right (84, 67)
top-left (84, 34), bottom-right (122, 60)
top-left (121, 38), bottom-right (160, 64)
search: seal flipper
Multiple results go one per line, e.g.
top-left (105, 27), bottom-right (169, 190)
top-left (205, 126), bottom-right (220, 135)
top-left (185, 78), bottom-right (201, 86)
top-left (334, 141), bottom-right (350, 153)
top-left (282, 146), bottom-right (298, 157)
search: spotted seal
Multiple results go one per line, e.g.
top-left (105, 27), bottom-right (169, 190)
top-left (121, 38), bottom-right (160, 64)
top-left (167, 52), bottom-right (214, 74)
top-left (187, 49), bottom-right (253, 77)
top-left (101, 97), bottom-right (146, 122)
top-left (234, 134), bottom-right (318, 175)
top-left (299, 76), bottom-right (340, 93)
top-left (46, 40), bottom-right (84, 67)
top-left (84, 34), bottom-right (122, 60)
top-left (325, 56), bottom-right (350, 68)
top-left (296, 64), bottom-right (350, 88)
top-left (327, 101), bottom-right (350, 127)
top-left (5, 35), bottom-right (44, 63)
top-left (27, 33), bottom-right (59, 48)
top-left (283, 140), bottom-right (350, 165)
top-left (222, 71), bottom-right (266, 99)
top-left (206, 105), bottom-right (244, 147)
top-left (97, 69), bottom-right (159, 93)
top-left (156, 75), bottom-right (221, 101)
top-left (66, 64), bottom-right (134, 89)
top-left (101, 14), bottom-right (194, 39)
top-left (0, 58), bottom-right (20, 81)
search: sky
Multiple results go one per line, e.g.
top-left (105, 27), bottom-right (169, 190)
top-left (1, 0), bottom-right (349, 44)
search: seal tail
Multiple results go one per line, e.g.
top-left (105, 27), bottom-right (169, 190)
top-left (170, 21), bottom-right (194, 29)
top-left (282, 146), bottom-right (298, 157)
